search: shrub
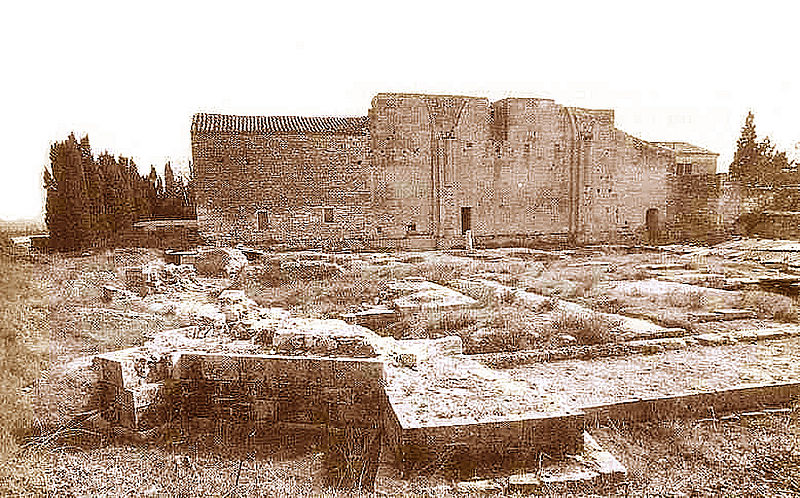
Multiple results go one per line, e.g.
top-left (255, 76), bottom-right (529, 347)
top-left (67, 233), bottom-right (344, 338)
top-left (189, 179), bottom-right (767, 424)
top-left (739, 290), bottom-right (798, 322)
top-left (549, 310), bottom-right (621, 345)
top-left (660, 289), bottom-right (707, 311)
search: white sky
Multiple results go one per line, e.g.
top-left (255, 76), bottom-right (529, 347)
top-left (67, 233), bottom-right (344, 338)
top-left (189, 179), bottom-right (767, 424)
top-left (1, 0), bottom-right (798, 220)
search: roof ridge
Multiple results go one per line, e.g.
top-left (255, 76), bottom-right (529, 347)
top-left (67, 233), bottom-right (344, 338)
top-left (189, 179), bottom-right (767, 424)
top-left (191, 113), bottom-right (369, 135)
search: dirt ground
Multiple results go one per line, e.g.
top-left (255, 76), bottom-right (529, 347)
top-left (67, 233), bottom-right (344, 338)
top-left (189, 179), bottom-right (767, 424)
top-left (3, 411), bottom-right (799, 497)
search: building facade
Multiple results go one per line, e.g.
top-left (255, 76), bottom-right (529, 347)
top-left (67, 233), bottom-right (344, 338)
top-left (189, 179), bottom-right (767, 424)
top-left (191, 93), bottom-right (718, 249)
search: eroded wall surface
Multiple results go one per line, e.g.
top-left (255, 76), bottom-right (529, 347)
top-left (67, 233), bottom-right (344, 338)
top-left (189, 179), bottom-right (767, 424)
top-left (193, 93), bottom-right (712, 247)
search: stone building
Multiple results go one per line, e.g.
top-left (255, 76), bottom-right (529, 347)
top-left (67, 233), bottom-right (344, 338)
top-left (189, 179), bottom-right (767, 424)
top-left (652, 142), bottom-right (719, 176)
top-left (191, 93), bottom-right (718, 249)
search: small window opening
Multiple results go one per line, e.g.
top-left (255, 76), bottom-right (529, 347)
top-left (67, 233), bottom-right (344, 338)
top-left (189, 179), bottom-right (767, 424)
top-left (323, 207), bottom-right (334, 223)
top-left (407, 223), bottom-right (417, 233)
top-left (256, 210), bottom-right (268, 231)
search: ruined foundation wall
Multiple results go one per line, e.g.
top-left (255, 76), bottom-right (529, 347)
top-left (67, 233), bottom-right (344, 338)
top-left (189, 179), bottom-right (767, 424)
top-left (173, 353), bottom-right (385, 433)
top-left (387, 409), bottom-right (585, 474)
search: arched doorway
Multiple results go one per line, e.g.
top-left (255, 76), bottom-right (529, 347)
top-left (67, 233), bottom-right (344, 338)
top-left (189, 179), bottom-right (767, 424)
top-left (646, 208), bottom-right (659, 243)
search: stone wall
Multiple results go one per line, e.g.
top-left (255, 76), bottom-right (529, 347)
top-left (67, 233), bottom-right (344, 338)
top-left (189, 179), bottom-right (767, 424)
top-left (384, 402), bottom-right (585, 476)
top-left (192, 117), bottom-right (371, 246)
top-left (173, 353), bottom-right (385, 433)
top-left (368, 93), bottom-right (493, 243)
top-left (583, 381), bottom-right (800, 425)
top-left (192, 93), bottom-right (706, 248)
top-left (666, 173), bottom-right (725, 242)
top-left (489, 98), bottom-right (573, 237)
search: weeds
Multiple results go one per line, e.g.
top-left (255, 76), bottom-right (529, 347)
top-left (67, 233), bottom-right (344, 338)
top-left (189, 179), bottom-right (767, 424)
top-left (660, 289), bottom-right (707, 311)
top-left (414, 261), bottom-right (466, 285)
top-left (548, 310), bottom-right (621, 345)
top-left (0, 233), bottom-right (49, 468)
top-left (739, 290), bottom-right (799, 322)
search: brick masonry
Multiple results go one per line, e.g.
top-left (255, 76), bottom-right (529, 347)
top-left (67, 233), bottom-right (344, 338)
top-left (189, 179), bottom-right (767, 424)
top-left (192, 93), bottom-right (720, 248)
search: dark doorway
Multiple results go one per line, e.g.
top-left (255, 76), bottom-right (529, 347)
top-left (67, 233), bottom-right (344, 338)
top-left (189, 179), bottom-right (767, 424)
top-left (461, 207), bottom-right (472, 234)
top-left (646, 208), bottom-right (659, 243)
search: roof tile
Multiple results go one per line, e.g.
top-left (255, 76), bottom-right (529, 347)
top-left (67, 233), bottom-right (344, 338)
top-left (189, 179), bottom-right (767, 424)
top-left (191, 113), bottom-right (369, 135)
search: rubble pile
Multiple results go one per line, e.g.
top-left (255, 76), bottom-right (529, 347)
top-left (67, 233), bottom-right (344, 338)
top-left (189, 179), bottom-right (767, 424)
top-left (273, 318), bottom-right (379, 357)
top-left (193, 247), bottom-right (248, 278)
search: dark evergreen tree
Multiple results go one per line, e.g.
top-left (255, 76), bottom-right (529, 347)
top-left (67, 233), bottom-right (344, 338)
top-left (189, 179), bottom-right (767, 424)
top-left (44, 134), bottom-right (92, 250)
top-left (730, 111), bottom-right (759, 182)
top-left (44, 133), bottom-right (196, 249)
top-left (731, 111), bottom-right (795, 186)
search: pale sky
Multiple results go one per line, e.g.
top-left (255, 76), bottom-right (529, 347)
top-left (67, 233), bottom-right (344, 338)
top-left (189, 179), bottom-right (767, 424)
top-left (2, 0), bottom-right (798, 221)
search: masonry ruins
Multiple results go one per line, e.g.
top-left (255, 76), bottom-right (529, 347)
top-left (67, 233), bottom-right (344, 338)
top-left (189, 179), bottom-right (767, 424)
top-left (191, 92), bottom-right (722, 249)
top-left (60, 94), bottom-right (800, 493)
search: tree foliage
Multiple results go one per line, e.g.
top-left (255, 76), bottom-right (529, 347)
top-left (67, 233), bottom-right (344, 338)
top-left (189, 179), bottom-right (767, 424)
top-left (730, 111), bottom-right (795, 185)
top-left (43, 134), bottom-right (195, 250)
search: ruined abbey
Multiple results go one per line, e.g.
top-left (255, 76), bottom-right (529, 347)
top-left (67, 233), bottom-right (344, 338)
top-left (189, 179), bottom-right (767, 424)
top-left (191, 93), bottom-right (721, 249)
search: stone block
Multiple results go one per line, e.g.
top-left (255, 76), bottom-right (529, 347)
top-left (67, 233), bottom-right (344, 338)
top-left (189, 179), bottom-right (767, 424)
top-left (201, 355), bottom-right (242, 382)
top-left (695, 333), bottom-right (728, 346)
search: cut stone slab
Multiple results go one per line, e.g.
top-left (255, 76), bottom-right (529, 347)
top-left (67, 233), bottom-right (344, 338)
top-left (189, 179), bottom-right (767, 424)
top-left (390, 278), bottom-right (477, 313)
top-left (341, 306), bottom-right (398, 331)
top-left (272, 318), bottom-right (381, 357)
top-left (627, 337), bottom-right (687, 354)
top-left (695, 333), bottom-right (730, 346)
top-left (455, 479), bottom-right (504, 493)
top-left (689, 309), bottom-right (757, 322)
top-left (164, 250), bottom-right (198, 266)
top-left (714, 308), bottom-right (757, 320)
top-left (582, 432), bottom-right (627, 481)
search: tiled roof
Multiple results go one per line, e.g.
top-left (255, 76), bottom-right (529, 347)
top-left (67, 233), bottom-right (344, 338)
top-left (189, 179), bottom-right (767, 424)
top-left (192, 113), bottom-right (369, 135)
top-left (651, 141), bottom-right (718, 155)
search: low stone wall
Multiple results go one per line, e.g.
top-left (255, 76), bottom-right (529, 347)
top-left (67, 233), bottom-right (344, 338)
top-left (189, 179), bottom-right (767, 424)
top-left (172, 353), bottom-right (385, 432)
top-left (583, 381), bottom-right (800, 425)
top-left (384, 397), bottom-right (585, 476)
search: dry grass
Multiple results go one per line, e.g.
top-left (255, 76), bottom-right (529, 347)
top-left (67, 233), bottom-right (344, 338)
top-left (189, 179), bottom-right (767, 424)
top-left (548, 309), bottom-right (622, 345)
top-left (739, 290), bottom-right (799, 322)
top-left (0, 234), bottom-right (49, 480)
top-left (524, 265), bottom-right (601, 299)
top-left (594, 410), bottom-right (800, 496)
top-left (245, 268), bottom-right (388, 318)
top-left (658, 288), bottom-right (708, 311)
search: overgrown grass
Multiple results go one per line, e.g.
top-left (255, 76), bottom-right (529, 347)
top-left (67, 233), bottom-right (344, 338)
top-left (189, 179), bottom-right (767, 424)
top-left (595, 410), bottom-right (800, 496)
top-left (739, 290), bottom-right (799, 322)
top-left (548, 310), bottom-right (622, 345)
top-left (658, 288), bottom-right (708, 311)
top-left (245, 269), bottom-right (387, 318)
top-left (0, 234), bottom-right (49, 473)
top-left (525, 266), bottom-right (601, 299)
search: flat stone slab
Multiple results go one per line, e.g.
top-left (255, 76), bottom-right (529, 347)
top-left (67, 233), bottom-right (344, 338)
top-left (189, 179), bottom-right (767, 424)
top-left (341, 306), bottom-right (398, 331)
top-left (581, 432), bottom-right (627, 480)
top-left (689, 309), bottom-right (757, 322)
top-left (504, 336), bottom-right (800, 410)
top-left (390, 278), bottom-right (477, 313)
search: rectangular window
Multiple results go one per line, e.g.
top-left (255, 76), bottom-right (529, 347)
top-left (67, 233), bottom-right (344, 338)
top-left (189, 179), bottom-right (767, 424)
top-left (256, 210), bottom-right (268, 231)
top-left (323, 207), bottom-right (334, 223)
